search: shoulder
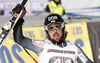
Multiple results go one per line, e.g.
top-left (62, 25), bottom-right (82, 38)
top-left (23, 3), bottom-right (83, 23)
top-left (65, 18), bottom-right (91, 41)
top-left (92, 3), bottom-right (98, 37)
top-left (75, 44), bottom-right (84, 53)
top-left (67, 42), bottom-right (76, 47)
top-left (44, 40), bottom-right (52, 45)
top-left (67, 42), bottom-right (81, 48)
top-left (66, 42), bottom-right (79, 51)
top-left (32, 39), bottom-right (52, 47)
top-left (68, 43), bottom-right (82, 52)
top-left (48, 1), bottom-right (54, 4)
top-left (66, 42), bottom-right (83, 54)
top-left (73, 44), bottom-right (85, 55)
top-left (32, 39), bottom-right (45, 47)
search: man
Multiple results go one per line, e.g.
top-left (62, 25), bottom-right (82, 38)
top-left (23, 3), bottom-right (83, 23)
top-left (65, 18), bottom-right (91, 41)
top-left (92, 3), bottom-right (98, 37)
top-left (46, 0), bottom-right (65, 15)
top-left (13, 4), bottom-right (93, 63)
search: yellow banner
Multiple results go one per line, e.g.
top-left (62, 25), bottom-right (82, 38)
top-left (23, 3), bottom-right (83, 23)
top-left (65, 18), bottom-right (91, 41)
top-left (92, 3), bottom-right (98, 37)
top-left (0, 22), bottom-right (93, 63)
top-left (65, 22), bottom-right (93, 62)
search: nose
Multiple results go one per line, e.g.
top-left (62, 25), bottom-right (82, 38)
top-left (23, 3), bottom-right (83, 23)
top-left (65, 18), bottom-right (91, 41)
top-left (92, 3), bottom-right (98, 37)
top-left (53, 29), bottom-right (57, 33)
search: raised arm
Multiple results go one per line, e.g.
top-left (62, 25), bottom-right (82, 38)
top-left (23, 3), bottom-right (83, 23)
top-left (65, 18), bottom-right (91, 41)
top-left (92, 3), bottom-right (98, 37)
top-left (12, 4), bottom-right (44, 55)
top-left (13, 19), bottom-right (44, 55)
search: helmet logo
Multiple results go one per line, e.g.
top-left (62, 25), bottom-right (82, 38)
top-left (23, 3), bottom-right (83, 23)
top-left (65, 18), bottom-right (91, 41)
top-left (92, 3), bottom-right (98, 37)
top-left (48, 16), bottom-right (58, 21)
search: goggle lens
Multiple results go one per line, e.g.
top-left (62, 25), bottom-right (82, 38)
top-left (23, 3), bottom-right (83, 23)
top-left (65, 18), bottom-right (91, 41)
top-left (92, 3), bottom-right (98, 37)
top-left (47, 22), bottom-right (63, 32)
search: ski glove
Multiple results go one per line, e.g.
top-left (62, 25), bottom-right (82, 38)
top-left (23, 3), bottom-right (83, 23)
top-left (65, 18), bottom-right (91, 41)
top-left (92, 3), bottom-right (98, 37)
top-left (12, 4), bottom-right (26, 19)
top-left (16, 19), bottom-right (24, 25)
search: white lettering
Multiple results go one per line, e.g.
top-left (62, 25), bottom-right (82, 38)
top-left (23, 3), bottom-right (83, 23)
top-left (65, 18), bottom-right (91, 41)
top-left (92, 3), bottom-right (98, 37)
top-left (48, 16), bottom-right (58, 21)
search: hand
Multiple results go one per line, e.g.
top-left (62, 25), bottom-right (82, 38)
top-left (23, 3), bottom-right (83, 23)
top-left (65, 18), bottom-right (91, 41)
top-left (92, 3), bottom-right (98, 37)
top-left (16, 19), bottom-right (25, 25)
top-left (12, 4), bottom-right (26, 19)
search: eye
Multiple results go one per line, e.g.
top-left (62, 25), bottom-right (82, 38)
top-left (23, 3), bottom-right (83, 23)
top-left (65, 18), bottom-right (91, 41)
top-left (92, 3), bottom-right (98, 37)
top-left (49, 27), bottom-right (54, 31)
top-left (56, 26), bottom-right (62, 29)
top-left (49, 27), bottom-right (53, 29)
top-left (55, 25), bottom-right (60, 28)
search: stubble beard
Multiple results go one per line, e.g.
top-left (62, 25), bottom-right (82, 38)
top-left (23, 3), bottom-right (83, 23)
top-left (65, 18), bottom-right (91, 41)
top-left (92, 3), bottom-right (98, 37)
top-left (51, 32), bottom-right (62, 44)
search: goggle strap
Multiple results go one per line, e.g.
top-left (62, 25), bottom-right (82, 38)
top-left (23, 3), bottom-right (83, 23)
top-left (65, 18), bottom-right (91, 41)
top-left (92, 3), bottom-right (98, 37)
top-left (62, 22), bottom-right (65, 28)
top-left (44, 26), bottom-right (48, 30)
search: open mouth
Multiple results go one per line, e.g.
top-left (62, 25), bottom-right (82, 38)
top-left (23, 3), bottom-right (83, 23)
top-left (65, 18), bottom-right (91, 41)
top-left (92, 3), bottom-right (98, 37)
top-left (53, 34), bottom-right (59, 38)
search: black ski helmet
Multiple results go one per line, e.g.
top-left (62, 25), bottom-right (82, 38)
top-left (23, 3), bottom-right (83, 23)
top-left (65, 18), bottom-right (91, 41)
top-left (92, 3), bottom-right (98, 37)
top-left (44, 13), bottom-right (65, 40)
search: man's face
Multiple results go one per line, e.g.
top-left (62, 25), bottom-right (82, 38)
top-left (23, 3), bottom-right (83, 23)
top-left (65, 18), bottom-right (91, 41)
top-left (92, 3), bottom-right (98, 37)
top-left (48, 25), bottom-right (63, 43)
top-left (54, 0), bottom-right (60, 3)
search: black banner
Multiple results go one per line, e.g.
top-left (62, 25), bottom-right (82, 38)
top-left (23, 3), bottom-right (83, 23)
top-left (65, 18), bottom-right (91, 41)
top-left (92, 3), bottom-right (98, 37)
top-left (87, 22), bottom-right (100, 63)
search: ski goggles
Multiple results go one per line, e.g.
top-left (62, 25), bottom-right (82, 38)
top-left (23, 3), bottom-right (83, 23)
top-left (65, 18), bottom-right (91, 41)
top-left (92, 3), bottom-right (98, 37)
top-left (45, 22), bottom-right (64, 32)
